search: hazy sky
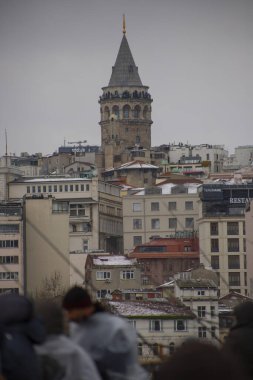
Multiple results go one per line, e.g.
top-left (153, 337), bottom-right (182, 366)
top-left (0, 0), bottom-right (252, 156)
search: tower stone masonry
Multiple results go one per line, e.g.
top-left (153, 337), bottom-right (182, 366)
top-left (99, 25), bottom-right (153, 170)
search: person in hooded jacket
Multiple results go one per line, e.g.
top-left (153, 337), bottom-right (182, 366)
top-left (62, 286), bottom-right (148, 380)
top-left (35, 300), bottom-right (102, 380)
top-left (0, 293), bottom-right (46, 380)
top-left (222, 300), bottom-right (253, 378)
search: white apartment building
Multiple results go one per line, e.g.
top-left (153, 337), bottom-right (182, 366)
top-left (108, 300), bottom-right (197, 360)
top-left (0, 203), bottom-right (24, 295)
top-left (123, 182), bottom-right (200, 253)
top-left (168, 144), bottom-right (228, 173)
top-left (198, 184), bottom-right (251, 297)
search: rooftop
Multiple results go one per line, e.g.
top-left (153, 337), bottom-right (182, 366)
top-left (92, 255), bottom-right (136, 267)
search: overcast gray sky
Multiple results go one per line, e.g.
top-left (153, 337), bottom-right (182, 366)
top-left (0, 0), bottom-right (252, 156)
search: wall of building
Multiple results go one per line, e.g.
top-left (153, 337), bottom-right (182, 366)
top-left (25, 197), bottom-right (70, 296)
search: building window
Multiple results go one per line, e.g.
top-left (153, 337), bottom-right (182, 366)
top-left (0, 288), bottom-right (19, 294)
top-left (227, 222), bottom-right (239, 235)
top-left (175, 320), bottom-right (187, 331)
top-left (80, 184), bottom-right (84, 191)
top-left (197, 306), bottom-right (206, 318)
top-left (185, 201), bottom-right (193, 210)
top-left (133, 219), bottom-right (142, 229)
top-left (27, 186), bottom-right (30, 193)
top-left (243, 238), bottom-right (246, 252)
top-left (64, 185), bottom-right (68, 192)
top-left (32, 186), bottom-right (36, 193)
top-left (228, 255), bottom-right (240, 269)
top-left (149, 320), bottom-right (162, 332)
top-left (70, 185), bottom-right (74, 192)
top-left (133, 203), bottom-right (141, 212)
top-left (198, 327), bottom-right (207, 338)
top-left (210, 222), bottom-right (218, 236)
top-left (228, 238), bottom-right (240, 252)
top-left (70, 204), bottom-right (85, 217)
top-left (133, 236), bottom-right (142, 246)
top-left (96, 271), bottom-right (111, 280)
top-left (86, 184), bottom-right (90, 191)
top-left (151, 202), bottom-right (159, 211)
top-left (185, 218), bottom-right (194, 229)
top-left (211, 255), bottom-right (219, 269)
top-left (83, 239), bottom-right (89, 252)
top-left (151, 343), bottom-right (159, 356)
top-left (120, 270), bottom-right (135, 280)
top-left (43, 185), bottom-right (47, 192)
top-left (133, 105), bottom-right (140, 119)
top-left (243, 221), bottom-right (246, 235)
top-left (123, 105), bottom-right (130, 119)
top-left (244, 254), bottom-right (247, 269)
top-left (53, 185), bottom-right (57, 192)
top-left (229, 272), bottom-right (240, 286)
top-left (197, 290), bottom-right (205, 296)
top-left (0, 240), bottom-right (19, 248)
top-left (96, 289), bottom-right (111, 299)
top-left (37, 186), bottom-right (41, 193)
top-left (169, 342), bottom-right (175, 355)
top-left (169, 218), bottom-right (177, 229)
top-left (168, 202), bottom-right (176, 211)
top-left (0, 272), bottom-right (18, 280)
top-left (0, 224), bottom-right (19, 233)
top-left (151, 219), bottom-right (160, 229)
top-left (211, 239), bottom-right (219, 252)
top-left (210, 306), bottom-right (215, 317)
top-left (75, 184), bottom-right (79, 191)
top-left (211, 326), bottom-right (216, 338)
top-left (137, 343), bottom-right (143, 356)
top-left (0, 256), bottom-right (19, 264)
top-left (59, 185), bottom-right (63, 192)
top-left (48, 185), bottom-right (52, 192)
top-left (128, 320), bottom-right (136, 329)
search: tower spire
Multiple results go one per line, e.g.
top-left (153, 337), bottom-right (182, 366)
top-left (123, 14), bottom-right (126, 34)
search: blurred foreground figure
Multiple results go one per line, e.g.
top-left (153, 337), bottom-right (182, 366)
top-left (63, 286), bottom-right (148, 380)
top-left (223, 301), bottom-right (253, 378)
top-left (0, 293), bottom-right (45, 380)
top-left (36, 300), bottom-right (102, 380)
top-left (157, 340), bottom-right (249, 380)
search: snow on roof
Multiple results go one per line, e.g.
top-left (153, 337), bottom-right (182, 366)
top-left (92, 255), bottom-right (136, 266)
top-left (109, 301), bottom-right (194, 318)
top-left (117, 161), bottom-right (159, 170)
top-left (16, 177), bottom-right (90, 183)
top-left (133, 182), bottom-right (199, 196)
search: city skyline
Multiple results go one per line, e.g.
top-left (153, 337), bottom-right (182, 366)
top-left (0, 0), bottom-right (252, 155)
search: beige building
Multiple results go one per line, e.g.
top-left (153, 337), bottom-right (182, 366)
top-left (25, 196), bottom-right (70, 296)
top-left (123, 182), bottom-right (200, 253)
top-left (85, 254), bottom-right (141, 300)
top-left (0, 202), bottom-right (24, 294)
top-left (8, 177), bottom-right (123, 289)
top-left (198, 184), bottom-right (251, 297)
top-left (245, 200), bottom-right (253, 297)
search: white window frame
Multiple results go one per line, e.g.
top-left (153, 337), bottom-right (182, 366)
top-left (133, 203), bottom-right (141, 212)
top-left (175, 319), bottom-right (187, 331)
top-left (120, 270), bottom-right (135, 280)
top-left (149, 319), bottom-right (162, 332)
top-left (96, 271), bottom-right (111, 280)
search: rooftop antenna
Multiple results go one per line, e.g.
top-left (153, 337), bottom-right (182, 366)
top-left (5, 129), bottom-right (7, 156)
top-left (123, 14), bottom-right (126, 34)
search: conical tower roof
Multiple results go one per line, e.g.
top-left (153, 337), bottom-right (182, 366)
top-left (108, 34), bottom-right (143, 87)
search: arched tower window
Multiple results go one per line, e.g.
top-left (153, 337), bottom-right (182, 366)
top-left (104, 106), bottom-right (110, 121)
top-left (112, 105), bottom-right (120, 119)
top-left (133, 105), bottom-right (141, 119)
top-left (123, 105), bottom-right (130, 119)
top-left (143, 105), bottom-right (149, 119)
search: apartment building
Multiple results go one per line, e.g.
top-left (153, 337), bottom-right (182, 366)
top-left (123, 182), bottom-right (200, 253)
top-left (108, 300), bottom-right (196, 360)
top-left (245, 200), bottom-right (253, 297)
top-left (198, 183), bottom-right (252, 296)
top-left (0, 202), bottom-right (24, 294)
top-left (85, 254), bottom-right (141, 300)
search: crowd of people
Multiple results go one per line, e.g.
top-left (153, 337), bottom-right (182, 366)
top-left (0, 286), bottom-right (252, 380)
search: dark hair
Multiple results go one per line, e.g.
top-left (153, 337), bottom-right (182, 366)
top-left (36, 300), bottom-right (64, 335)
top-left (62, 286), bottom-right (93, 311)
top-left (157, 340), bottom-right (249, 380)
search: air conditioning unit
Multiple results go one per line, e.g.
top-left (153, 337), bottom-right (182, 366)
top-left (105, 279), bottom-right (111, 284)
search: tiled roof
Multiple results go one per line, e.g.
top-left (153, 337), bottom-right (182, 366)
top-left (108, 300), bottom-right (195, 318)
top-left (108, 35), bottom-right (143, 87)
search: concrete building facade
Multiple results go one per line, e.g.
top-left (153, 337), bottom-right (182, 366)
top-left (198, 184), bottom-right (251, 296)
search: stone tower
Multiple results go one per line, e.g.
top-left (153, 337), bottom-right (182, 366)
top-left (99, 19), bottom-right (153, 170)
